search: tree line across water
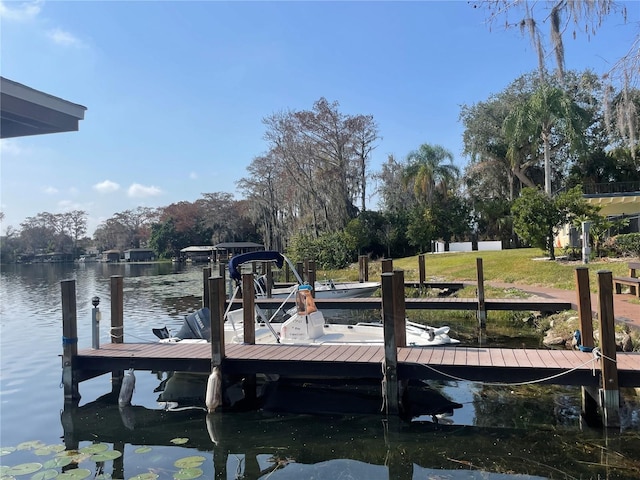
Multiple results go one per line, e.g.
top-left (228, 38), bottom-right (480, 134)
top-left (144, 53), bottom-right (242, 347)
top-left (2, 69), bottom-right (640, 266)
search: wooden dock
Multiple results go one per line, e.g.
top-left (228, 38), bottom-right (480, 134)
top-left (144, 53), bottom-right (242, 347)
top-left (61, 261), bottom-right (639, 428)
top-left (73, 342), bottom-right (640, 388)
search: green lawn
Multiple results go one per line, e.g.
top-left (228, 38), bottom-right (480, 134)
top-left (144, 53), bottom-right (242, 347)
top-left (325, 248), bottom-right (638, 293)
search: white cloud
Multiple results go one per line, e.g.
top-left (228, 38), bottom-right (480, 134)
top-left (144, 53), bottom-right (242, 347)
top-left (0, 0), bottom-right (42, 21)
top-left (0, 139), bottom-right (27, 156)
top-left (128, 183), bottom-right (162, 198)
top-left (47, 28), bottom-right (84, 48)
top-left (44, 186), bottom-right (58, 194)
top-left (93, 180), bottom-right (120, 194)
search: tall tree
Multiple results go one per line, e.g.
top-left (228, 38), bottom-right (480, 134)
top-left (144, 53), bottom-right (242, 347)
top-left (503, 82), bottom-right (589, 194)
top-left (402, 143), bottom-right (460, 206)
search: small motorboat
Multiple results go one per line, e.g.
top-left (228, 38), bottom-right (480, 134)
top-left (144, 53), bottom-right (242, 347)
top-left (152, 288), bottom-right (459, 347)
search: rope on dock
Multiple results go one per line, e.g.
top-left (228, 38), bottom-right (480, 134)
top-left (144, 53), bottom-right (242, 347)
top-left (417, 349), bottom-right (610, 387)
top-left (109, 326), bottom-right (123, 340)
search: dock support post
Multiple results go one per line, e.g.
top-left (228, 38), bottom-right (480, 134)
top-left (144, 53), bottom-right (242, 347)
top-left (418, 254), bottom-right (426, 290)
top-left (597, 270), bottom-right (620, 428)
top-left (575, 267), bottom-right (594, 348)
top-left (359, 255), bottom-right (369, 282)
top-left (476, 258), bottom-right (487, 346)
top-left (296, 261), bottom-right (304, 283)
top-left (392, 270), bottom-right (406, 348)
top-left (242, 273), bottom-right (257, 403)
top-left (61, 279), bottom-right (80, 402)
top-left (381, 272), bottom-right (399, 415)
top-left (209, 276), bottom-right (226, 366)
top-left (110, 275), bottom-right (124, 396)
top-left (381, 258), bottom-right (393, 273)
top-left (202, 267), bottom-right (211, 308)
top-left (307, 261), bottom-right (316, 297)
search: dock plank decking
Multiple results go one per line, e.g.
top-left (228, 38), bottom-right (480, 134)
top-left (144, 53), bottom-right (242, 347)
top-left (73, 343), bottom-right (640, 388)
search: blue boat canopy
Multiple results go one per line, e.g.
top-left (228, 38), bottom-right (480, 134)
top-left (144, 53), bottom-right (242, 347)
top-left (228, 251), bottom-right (285, 282)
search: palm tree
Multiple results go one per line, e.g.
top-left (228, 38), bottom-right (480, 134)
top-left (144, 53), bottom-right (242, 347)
top-left (503, 83), bottom-right (588, 195)
top-left (402, 143), bottom-right (460, 206)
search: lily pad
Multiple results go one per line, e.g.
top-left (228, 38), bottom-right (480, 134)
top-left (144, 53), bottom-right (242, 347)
top-left (173, 468), bottom-right (203, 480)
top-left (134, 447), bottom-right (152, 454)
top-left (33, 445), bottom-right (65, 457)
top-left (90, 451), bottom-right (122, 463)
top-left (79, 444), bottom-right (109, 455)
top-left (5, 463), bottom-right (42, 475)
top-left (1, 447), bottom-right (16, 456)
top-left (31, 469), bottom-right (59, 480)
top-left (55, 469), bottom-right (92, 480)
top-left (128, 474), bottom-right (158, 480)
top-left (17, 442), bottom-right (46, 451)
top-left (173, 457), bottom-right (205, 469)
top-left (54, 452), bottom-right (90, 465)
top-left (43, 457), bottom-right (72, 469)
top-left (169, 438), bottom-right (188, 445)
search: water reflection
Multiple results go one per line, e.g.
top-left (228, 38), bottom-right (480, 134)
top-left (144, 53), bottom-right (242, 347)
top-left (2, 262), bottom-right (640, 480)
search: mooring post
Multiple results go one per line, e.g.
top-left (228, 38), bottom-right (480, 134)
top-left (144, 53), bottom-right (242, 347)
top-left (359, 255), bottom-right (369, 282)
top-left (242, 273), bottom-right (256, 345)
top-left (392, 270), bottom-right (407, 348)
top-left (575, 267), bottom-right (594, 348)
top-left (597, 270), bottom-right (620, 428)
top-left (209, 276), bottom-right (226, 366)
top-left (110, 275), bottom-right (124, 344)
top-left (202, 266), bottom-right (211, 308)
top-left (308, 260), bottom-right (316, 298)
top-left (476, 258), bottom-right (486, 329)
top-left (110, 275), bottom-right (124, 396)
top-left (241, 273), bottom-right (257, 403)
top-left (381, 272), bottom-right (399, 415)
top-left (381, 258), bottom-right (393, 273)
top-left (61, 279), bottom-right (80, 402)
top-left (296, 261), bottom-right (304, 283)
top-left (418, 254), bottom-right (426, 289)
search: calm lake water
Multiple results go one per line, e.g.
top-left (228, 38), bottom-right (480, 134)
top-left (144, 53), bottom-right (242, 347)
top-left (1, 262), bottom-right (639, 480)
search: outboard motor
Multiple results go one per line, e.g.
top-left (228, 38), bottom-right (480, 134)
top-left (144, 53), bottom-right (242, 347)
top-left (153, 308), bottom-right (211, 341)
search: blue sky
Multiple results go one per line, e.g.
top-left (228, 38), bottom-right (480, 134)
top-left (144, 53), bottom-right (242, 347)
top-left (1, 1), bottom-right (637, 236)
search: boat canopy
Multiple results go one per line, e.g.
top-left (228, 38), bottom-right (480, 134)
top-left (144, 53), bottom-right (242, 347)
top-left (228, 251), bottom-right (285, 282)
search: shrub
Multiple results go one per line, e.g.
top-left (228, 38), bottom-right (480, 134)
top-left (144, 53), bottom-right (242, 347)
top-left (611, 233), bottom-right (640, 257)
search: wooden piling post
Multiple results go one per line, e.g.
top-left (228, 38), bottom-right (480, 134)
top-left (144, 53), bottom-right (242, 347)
top-left (241, 273), bottom-right (257, 402)
top-left (209, 276), bottom-right (226, 366)
top-left (110, 275), bottom-right (124, 396)
top-left (359, 255), bottom-right (369, 282)
top-left (296, 261), bottom-right (304, 282)
top-left (381, 272), bottom-right (399, 415)
top-left (476, 258), bottom-right (486, 329)
top-left (308, 260), bottom-right (316, 297)
top-left (110, 276), bottom-right (124, 344)
top-left (202, 267), bottom-right (211, 308)
top-left (418, 254), bottom-right (426, 287)
top-left (61, 279), bottom-right (80, 402)
top-left (597, 270), bottom-right (620, 428)
top-left (242, 273), bottom-right (256, 345)
top-left (381, 258), bottom-right (393, 273)
top-left (392, 270), bottom-right (406, 348)
top-left (574, 267), bottom-right (594, 348)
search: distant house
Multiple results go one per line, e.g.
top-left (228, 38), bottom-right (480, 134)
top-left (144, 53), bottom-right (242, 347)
top-left (124, 248), bottom-right (155, 262)
top-left (180, 246), bottom-right (215, 263)
top-left (556, 182), bottom-right (640, 249)
top-left (102, 250), bottom-right (121, 263)
top-left (213, 242), bottom-right (264, 261)
top-left (33, 252), bottom-right (74, 263)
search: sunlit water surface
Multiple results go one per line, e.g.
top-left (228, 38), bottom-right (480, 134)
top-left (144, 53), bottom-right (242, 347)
top-left (1, 262), bottom-right (639, 480)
